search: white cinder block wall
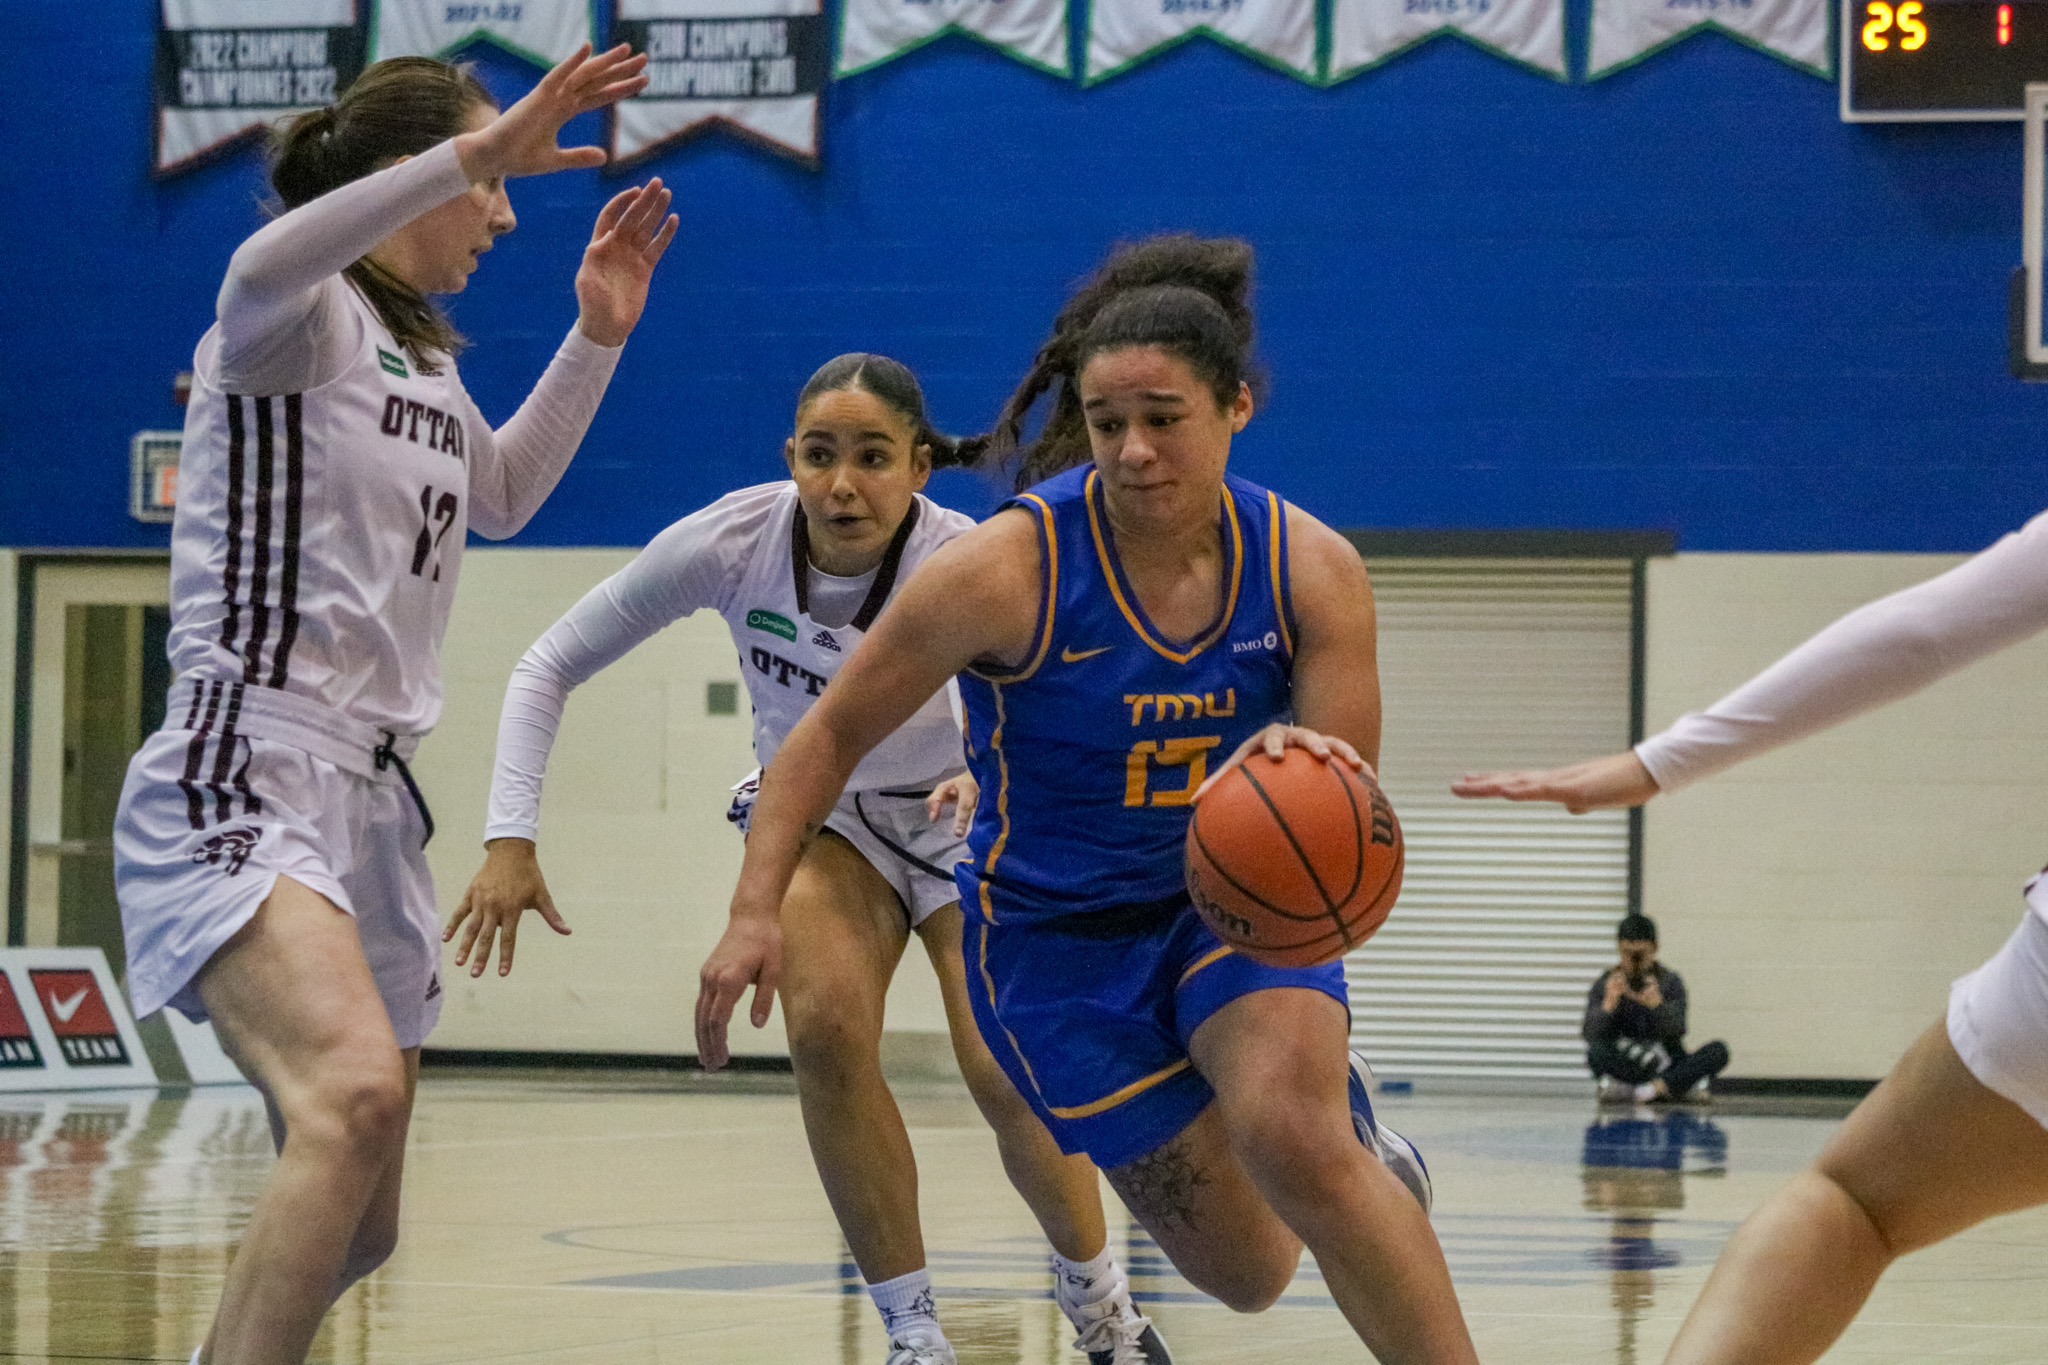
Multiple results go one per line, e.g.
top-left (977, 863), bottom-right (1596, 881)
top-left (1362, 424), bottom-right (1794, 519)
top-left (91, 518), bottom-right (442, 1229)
top-left (1641, 553), bottom-right (2048, 1079)
top-left (413, 547), bottom-right (950, 1058)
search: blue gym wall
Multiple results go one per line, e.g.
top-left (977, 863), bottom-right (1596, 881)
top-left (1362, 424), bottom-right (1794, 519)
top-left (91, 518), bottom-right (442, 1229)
top-left (3, 3), bottom-right (2041, 553)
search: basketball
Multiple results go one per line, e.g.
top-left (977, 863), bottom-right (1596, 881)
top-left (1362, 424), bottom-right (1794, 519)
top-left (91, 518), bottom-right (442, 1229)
top-left (1185, 749), bottom-right (1403, 968)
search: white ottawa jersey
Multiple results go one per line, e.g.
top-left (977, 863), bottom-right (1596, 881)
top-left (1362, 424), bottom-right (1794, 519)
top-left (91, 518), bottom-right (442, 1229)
top-left (167, 286), bottom-right (474, 738)
top-left (719, 482), bottom-right (969, 790)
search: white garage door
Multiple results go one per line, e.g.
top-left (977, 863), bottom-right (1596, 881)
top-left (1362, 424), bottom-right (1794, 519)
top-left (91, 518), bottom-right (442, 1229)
top-left (1346, 559), bottom-right (1637, 1084)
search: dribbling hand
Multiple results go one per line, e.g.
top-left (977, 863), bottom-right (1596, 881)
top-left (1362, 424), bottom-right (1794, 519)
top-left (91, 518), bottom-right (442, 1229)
top-left (695, 913), bottom-right (781, 1071)
top-left (445, 837), bottom-right (571, 978)
top-left (574, 179), bottom-right (679, 347)
top-left (1450, 750), bottom-right (1660, 814)
top-left (1192, 723), bottom-right (1371, 803)
top-left (454, 43), bottom-right (649, 184)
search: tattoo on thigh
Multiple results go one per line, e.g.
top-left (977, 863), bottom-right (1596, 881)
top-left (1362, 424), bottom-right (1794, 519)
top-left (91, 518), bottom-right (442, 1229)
top-left (1111, 1133), bottom-right (1209, 1234)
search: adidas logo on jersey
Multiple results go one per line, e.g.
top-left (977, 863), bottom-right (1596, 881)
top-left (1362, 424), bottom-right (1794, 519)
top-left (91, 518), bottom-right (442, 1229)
top-left (812, 630), bottom-right (841, 652)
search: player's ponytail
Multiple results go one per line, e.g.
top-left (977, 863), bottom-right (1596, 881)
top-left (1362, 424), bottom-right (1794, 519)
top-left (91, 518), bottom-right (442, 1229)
top-left (795, 353), bottom-right (981, 470)
top-left (269, 57), bottom-right (496, 372)
top-left (977, 234), bottom-right (1266, 491)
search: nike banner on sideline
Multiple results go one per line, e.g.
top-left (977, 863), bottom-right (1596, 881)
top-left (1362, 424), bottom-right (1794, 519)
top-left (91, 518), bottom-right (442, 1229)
top-left (838, 0), bottom-right (1069, 77)
top-left (154, 0), bottom-right (365, 177)
top-left (1327, 0), bottom-right (1565, 82)
top-left (612, 0), bottom-right (829, 165)
top-left (1586, 0), bottom-right (1827, 78)
top-left (1086, 0), bottom-right (1318, 85)
top-left (0, 950), bottom-right (158, 1093)
top-left (372, 0), bottom-right (595, 68)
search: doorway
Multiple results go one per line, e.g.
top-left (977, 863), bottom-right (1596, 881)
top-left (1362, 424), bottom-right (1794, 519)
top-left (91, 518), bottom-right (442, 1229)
top-left (9, 561), bottom-right (174, 1049)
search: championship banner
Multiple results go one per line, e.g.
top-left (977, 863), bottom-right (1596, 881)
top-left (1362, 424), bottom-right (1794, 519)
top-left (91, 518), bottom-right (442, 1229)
top-left (1086, 0), bottom-right (1317, 85)
top-left (612, 0), bottom-right (829, 165)
top-left (155, 0), bottom-right (365, 176)
top-left (1327, 0), bottom-right (1564, 82)
top-left (371, 0), bottom-right (597, 68)
top-left (837, 0), bottom-right (1069, 79)
top-left (1586, 0), bottom-right (1827, 78)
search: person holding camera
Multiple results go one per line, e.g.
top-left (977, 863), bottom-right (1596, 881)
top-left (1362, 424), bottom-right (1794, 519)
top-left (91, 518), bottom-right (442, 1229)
top-left (1585, 913), bottom-right (1730, 1103)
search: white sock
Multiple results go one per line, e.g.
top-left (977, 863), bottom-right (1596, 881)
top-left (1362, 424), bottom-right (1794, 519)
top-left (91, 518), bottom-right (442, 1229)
top-left (1632, 1082), bottom-right (1658, 1102)
top-left (1053, 1246), bottom-right (1120, 1311)
top-left (868, 1267), bottom-right (942, 1342)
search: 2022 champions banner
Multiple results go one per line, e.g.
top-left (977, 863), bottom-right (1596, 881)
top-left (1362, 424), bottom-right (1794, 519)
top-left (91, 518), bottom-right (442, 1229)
top-left (372, 0), bottom-right (597, 66)
top-left (155, 0), bottom-right (366, 175)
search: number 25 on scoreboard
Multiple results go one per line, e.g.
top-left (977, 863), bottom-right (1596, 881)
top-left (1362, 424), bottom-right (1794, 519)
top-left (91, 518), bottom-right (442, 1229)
top-left (1863, 0), bottom-right (1928, 51)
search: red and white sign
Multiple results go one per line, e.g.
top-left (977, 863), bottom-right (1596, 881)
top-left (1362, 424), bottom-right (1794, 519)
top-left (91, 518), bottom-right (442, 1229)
top-left (0, 950), bottom-right (156, 1093)
top-left (28, 971), bottom-right (130, 1068)
top-left (0, 977), bottom-right (43, 1071)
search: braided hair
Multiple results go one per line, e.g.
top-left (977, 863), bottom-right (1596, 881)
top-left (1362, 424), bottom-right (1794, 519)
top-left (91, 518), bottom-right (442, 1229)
top-left (970, 235), bottom-right (1266, 491)
top-left (270, 57), bottom-right (496, 371)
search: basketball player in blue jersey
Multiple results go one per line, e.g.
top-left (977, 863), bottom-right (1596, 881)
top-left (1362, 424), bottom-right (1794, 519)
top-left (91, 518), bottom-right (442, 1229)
top-left (699, 236), bottom-right (1481, 1363)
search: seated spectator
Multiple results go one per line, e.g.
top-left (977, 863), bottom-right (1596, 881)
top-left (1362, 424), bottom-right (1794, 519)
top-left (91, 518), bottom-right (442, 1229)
top-left (1584, 913), bottom-right (1730, 1103)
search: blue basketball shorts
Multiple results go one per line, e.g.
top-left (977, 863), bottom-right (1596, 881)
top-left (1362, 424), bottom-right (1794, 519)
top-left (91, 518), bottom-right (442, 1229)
top-left (963, 895), bottom-right (1349, 1170)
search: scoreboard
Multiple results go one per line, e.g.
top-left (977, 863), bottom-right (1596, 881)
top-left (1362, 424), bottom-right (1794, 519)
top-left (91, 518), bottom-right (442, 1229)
top-left (1843, 0), bottom-right (2048, 119)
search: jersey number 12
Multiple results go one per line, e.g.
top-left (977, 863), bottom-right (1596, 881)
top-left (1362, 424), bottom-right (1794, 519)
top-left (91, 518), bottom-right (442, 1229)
top-left (412, 486), bottom-right (459, 582)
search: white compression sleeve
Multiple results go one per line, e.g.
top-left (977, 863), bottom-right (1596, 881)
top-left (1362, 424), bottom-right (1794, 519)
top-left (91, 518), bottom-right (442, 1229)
top-left (483, 492), bottom-right (778, 842)
top-left (216, 139), bottom-right (474, 395)
top-left (463, 327), bottom-right (623, 540)
top-left (1635, 509), bottom-right (2048, 793)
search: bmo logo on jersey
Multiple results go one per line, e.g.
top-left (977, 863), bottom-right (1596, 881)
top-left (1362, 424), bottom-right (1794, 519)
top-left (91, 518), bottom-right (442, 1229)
top-left (26, 971), bottom-right (129, 1067)
top-left (378, 396), bottom-right (466, 463)
top-left (1232, 632), bottom-right (1280, 655)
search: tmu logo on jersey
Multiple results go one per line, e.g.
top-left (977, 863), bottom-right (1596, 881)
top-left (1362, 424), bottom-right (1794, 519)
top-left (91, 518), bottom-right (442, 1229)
top-left (0, 976), bottom-right (43, 1070)
top-left (26, 971), bottom-right (129, 1067)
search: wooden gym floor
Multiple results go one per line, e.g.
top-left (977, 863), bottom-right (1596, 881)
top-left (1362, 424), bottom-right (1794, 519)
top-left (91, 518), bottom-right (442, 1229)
top-left (4, 1072), bottom-right (2045, 1364)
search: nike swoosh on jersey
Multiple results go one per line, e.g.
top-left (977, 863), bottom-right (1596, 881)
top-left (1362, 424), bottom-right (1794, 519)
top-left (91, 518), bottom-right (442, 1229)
top-left (1060, 646), bottom-right (1112, 663)
top-left (48, 988), bottom-right (88, 1024)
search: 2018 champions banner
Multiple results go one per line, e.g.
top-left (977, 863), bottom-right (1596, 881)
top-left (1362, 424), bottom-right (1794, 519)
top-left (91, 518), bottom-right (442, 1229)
top-left (837, 0), bottom-right (1069, 78)
top-left (613, 0), bottom-right (830, 165)
top-left (1586, 0), bottom-right (1827, 77)
top-left (372, 0), bottom-right (596, 67)
top-left (1328, 0), bottom-right (1564, 81)
top-left (154, 0), bottom-right (365, 175)
top-left (1086, 0), bottom-right (1317, 85)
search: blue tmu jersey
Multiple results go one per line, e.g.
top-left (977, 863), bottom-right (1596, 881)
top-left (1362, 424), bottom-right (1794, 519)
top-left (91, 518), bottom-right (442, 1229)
top-left (957, 466), bottom-right (1299, 925)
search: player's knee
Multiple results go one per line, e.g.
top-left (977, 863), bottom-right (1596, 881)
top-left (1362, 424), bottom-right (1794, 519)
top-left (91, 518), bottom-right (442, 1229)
top-left (1201, 1252), bottom-right (1295, 1313)
top-left (1229, 1105), bottom-right (1357, 1209)
top-left (295, 1057), bottom-right (410, 1158)
top-left (784, 992), bottom-right (880, 1078)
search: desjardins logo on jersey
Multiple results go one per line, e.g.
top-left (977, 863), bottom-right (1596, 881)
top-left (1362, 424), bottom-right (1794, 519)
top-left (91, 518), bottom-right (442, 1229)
top-left (747, 609), bottom-right (797, 642)
top-left (378, 347), bottom-right (408, 378)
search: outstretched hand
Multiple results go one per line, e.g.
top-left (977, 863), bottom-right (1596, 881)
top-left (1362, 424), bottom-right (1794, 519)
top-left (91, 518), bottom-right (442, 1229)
top-left (574, 179), bottom-right (678, 346)
top-left (454, 43), bottom-right (649, 183)
top-left (1450, 750), bottom-right (1660, 814)
top-left (444, 837), bottom-right (571, 978)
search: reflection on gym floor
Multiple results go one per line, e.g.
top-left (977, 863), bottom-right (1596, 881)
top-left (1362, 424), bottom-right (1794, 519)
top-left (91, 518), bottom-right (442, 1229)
top-left (4, 1078), bottom-right (2044, 1364)
top-left (1580, 1110), bottom-right (1727, 1365)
